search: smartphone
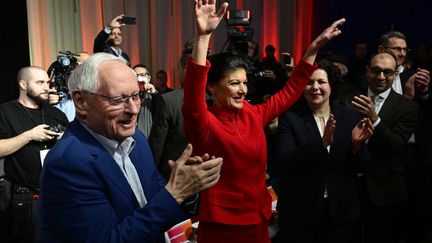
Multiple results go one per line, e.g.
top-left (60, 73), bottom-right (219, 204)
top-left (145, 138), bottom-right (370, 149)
top-left (121, 16), bottom-right (136, 25)
top-left (282, 52), bottom-right (292, 65)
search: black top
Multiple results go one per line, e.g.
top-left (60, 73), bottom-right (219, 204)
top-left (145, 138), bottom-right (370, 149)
top-left (0, 100), bottom-right (69, 189)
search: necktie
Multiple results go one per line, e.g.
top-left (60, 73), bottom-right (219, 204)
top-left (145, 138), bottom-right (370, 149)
top-left (372, 95), bottom-right (384, 112)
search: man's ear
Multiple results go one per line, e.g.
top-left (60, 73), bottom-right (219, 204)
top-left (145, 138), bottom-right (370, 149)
top-left (72, 91), bottom-right (87, 117)
top-left (377, 45), bottom-right (385, 53)
top-left (18, 79), bottom-right (27, 90)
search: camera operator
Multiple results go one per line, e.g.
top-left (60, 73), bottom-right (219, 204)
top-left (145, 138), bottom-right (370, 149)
top-left (0, 66), bottom-right (69, 243)
top-left (93, 14), bottom-right (131, 66)
top-left (48, 51), bottom-right (89, 121)
top-left (227, 40), bottom-right (281, 104)
top-left (258, 44), bottom-right (287, 94)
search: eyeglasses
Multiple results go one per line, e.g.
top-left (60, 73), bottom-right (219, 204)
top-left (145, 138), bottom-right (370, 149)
top-left (385, 46), bottom-right (410, 53)
top-left (137, 73), bottom-right (150, 77)
top-left (83, 90), bottom-right (144, 107)
top-left (369, 66), bottom-right (396, 78)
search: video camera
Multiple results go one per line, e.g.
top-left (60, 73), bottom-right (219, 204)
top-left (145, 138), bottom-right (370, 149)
top-left (47, 51), bottom-right (79, 100)
top-left (224, 9), bottom-right (256, 58)
top-left (226, 10), bottom-right (254, 42)
top-left (224, 10), bottom-right (267, 104)
top-left (224, 10), bottom-right (263, 73)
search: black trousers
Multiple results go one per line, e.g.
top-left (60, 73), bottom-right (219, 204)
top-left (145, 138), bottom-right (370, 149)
top-left (6, 185), bottom-right (41, 243)
top-left (403, 144), bottom-right (432, 243)
top-left (279, 199), bottom-right (355, 243)
top-left (352, 175), bottom-right (409, 243)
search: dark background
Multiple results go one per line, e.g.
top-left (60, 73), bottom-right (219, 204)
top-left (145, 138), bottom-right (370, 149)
top-left (313, 0), bottom-right (432, 58)
top-left (1, 0), bottom-right (29, 103)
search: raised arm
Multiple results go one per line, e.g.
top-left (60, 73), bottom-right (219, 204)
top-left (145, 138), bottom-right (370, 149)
top-left (303, 18), bottom-right (346, 64)
top-left (191, 0), bottom-right (229, 65)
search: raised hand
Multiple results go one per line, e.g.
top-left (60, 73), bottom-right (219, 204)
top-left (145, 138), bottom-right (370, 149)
top-left (48, 87), bottom-right (60, 105)
top-left (351, 95), bottom-right (379, 123)
top-left (313, 18), bottom-right (345, 49)
top-left (405, 68), bottom-right (430, 99)
top-left (322, 114), bottom-right (336, 147)
top-left (414, 68), bottom-right (430, 93)
top-left (109, 14), bottom-right (125, 29)
top-left (144, 83), bottom-right (156, 94)
top-left (351, 118), bottom-right (373, 150)
top-left (304, 18), bottom-right (346, 64)
top-left (195, 0), bottom-right (229, 35)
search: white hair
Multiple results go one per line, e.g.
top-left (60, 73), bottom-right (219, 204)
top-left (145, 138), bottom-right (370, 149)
top-left (67, 52), bottom-right (128, 93)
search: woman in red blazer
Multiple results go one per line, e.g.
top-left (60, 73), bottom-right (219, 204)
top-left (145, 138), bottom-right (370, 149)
top-left (182, 1), bottom-right (346, 242)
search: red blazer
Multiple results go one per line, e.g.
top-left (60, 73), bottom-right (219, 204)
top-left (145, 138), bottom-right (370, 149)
top-left (182, 58), bottom-right (316, 225)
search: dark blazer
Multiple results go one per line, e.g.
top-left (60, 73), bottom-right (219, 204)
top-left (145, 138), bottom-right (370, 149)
top-left (364, 90), bottom-right (418, 205)
top-left (399, 68), bottom-right (415, 92)
top-left (40, 120), bottom-right (190, 243)
top-left (275, 101), bottom-right (370, 224)
top-left (149, 89), bottom-right (188, 179)
top-left (416, 98), bottom-right (432, 165)
top-left (93, 29), bottom-right (130, 65)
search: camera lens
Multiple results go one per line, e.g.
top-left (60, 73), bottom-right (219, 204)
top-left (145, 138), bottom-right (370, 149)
top-left (60, 57), bottom-right (70, 67)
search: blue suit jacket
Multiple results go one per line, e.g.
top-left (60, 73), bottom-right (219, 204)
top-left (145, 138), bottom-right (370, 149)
top-left (275, 100), bottom-right (370, 224)
top-left (40, 120), bottom-right (189, 242)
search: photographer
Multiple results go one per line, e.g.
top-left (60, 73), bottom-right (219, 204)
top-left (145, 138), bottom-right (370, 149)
top-left (228, 40), bottom-right (281, 104)
top-left (0, 66), bottom-right (68, 242)
top-left (93, 14), bottom-right (131, 65)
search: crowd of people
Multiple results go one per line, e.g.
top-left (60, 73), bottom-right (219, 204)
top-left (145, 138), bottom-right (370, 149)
top-left (0, 0), bottom-right (431, 242)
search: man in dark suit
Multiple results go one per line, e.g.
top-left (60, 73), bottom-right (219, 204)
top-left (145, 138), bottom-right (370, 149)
top-left (351, 52), bottom-right (418, 243)
top-left (93, 14), bottom-right (130, 66)
top-left (149, 48), bottom-right (191, 179)
top-left (377, 31), bottom-right (430, 97)
top-left (39, 53), bottom-right (223, 242)
top-left (148, 88), bottom-right (188, 180)
top-left (378, 31), bottom-right (432, 242)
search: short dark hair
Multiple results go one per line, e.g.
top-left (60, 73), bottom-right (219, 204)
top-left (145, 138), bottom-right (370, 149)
top-left (156, 70), bottom-right (167, 76)
top-left (132, 63), bottom-right (149, 70)
top-left (265, 44), bottom-right (276, 52)
top-left (379, 31), bottom-right (406, 47)
top-left (207, 53), bottom-right (249, 84)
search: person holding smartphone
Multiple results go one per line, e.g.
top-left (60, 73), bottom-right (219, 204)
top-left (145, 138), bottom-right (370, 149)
top-left (93, 14), bottom-right (132, 66)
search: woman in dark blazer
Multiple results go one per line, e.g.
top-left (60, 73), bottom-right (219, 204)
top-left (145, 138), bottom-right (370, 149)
top-left (275, 60), bottom-right (373, 243)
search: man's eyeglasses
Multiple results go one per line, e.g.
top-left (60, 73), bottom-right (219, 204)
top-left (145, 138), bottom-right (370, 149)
top-left (385, 46), bottom-right (410, 53)
top-left (137, 73), bottom-right (150, 77)
top-left (369, 66), bottom-right (396, 78)
top-left (83, 91), bottom-right (144, 107)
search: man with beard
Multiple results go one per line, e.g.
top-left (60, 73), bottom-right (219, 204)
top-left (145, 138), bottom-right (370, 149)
top-left (0, 66), bottom-right (69, 243)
